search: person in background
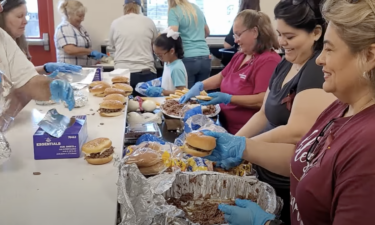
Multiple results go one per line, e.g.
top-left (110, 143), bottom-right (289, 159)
top-left (224, 0), bottom-right (260, 50)
top-left (201, 0), bottom-right (375, 224)
top-left (0, 0), bottom-right (82, 76)
top-left (168, 0), bottom-right (211, 88)
top-left (225, 0), bottom-right (334, 223)
top-left (109, 0), bottom-right (158, 95)
top-left (181, 10), bottom-right (280, 135)
top-left (145, 28), bottom-right (187, 97)
top-left (55, 0), bottom-right (106, 66)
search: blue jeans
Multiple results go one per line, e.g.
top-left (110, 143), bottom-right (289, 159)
top-left (182, 56), bottom-right (212, 88)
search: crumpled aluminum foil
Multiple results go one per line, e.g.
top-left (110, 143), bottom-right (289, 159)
top-left (0, 70), bottom-right (13, 165)
top-left (37, 108), bottom-right (74, 138)
top-left (117, 163), bottom-right (282, 225)
top-left (63, 90), bottom-right (88, 108)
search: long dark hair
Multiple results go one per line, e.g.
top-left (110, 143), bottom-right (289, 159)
top-left (0, 0), bottom-right (30, 60)
top-left (239, 0), bottom-right (260, 12)
top-left (154, 33), bottom-right (184, 59)
top-left (274, 0), bottom-right (325, 51)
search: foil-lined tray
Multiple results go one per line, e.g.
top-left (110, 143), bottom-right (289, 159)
top-left (117, 163), bottom-right (282, 225)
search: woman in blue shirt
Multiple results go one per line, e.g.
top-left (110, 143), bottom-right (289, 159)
top-left (168, 0), bottom-right (211, 88)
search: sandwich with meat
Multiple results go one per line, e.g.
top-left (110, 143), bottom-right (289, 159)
top-left (90, 83), bottom-right (111, 97)
top-left (82, 138), bottom-right (114, 165)
top-left (112, 76), bottom-right (130, 85)
top-left (103, 94), bottom-right (127, 104)
top-left (112, 83), bottom-right (133, 96)
top-left (98, 100), bottom-right (124, 117)
top-left (89, 81), bottom-right (110, 91)
top-left (104, 88), bottom-right (126, 96)
top-left (182, 132), bottom-right (216, 157)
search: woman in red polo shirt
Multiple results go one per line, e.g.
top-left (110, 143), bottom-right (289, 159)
top-left (180, 9), bottom-right (281, 135)
top-left (201, 0), bottom-right (375, 225)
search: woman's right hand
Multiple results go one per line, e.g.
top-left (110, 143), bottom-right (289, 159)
top-left (179, 82), bottom-right (204, 103)
top-left (202, 131), bottom-right (246, 164)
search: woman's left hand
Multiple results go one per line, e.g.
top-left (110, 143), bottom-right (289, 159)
top-left (219, 199), bottom-right (275, 225)
top-left (199, 92), bottom-right (232, 105)
top-left (146, 86), bottom-right (163, 97)
top-left (44, 62), bottom-right (82, 74)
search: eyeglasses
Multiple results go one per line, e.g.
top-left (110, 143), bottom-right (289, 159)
top-left (154, 51), bottom-right (169, 60)
top-left (233, 29), bottom-right (249, 40)
top-left (306, 119), bottom-right (335, 163)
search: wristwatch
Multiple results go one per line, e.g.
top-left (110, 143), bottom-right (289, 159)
top-left (269, 219), bottom-right (284, 225)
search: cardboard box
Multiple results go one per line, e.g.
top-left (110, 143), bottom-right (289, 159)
top-left (33, 115), bottom-right (88, 160)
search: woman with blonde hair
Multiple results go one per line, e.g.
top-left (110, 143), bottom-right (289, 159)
top-left (181, 10), bottom-right (281, 135)
top-left (201, 0), bottom-right (375, 224)
top-left (55, 0), bottom-right (106, 66)
top-left (168, 0), bottom-right (211, 88)
top-left (0, 0), bottom-right (81, 76)
top-left (109, 0), bottom-right (158, 95)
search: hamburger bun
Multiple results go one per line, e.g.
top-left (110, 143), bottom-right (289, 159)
top-left (142, 142), bottom-right (162, 152)
top-left (200, 91), bottom-right (208, 96)
top-left (112, 83), bottom-right (133, 96)
top-left (126, 150), bottom-right (161, 167)
top-left (139, 161), bottom-right (166, 175)
top-left (85, 155), bottom-right (113, 165)
top-left (112, 76), bottom-right (129, 84)
top-left (82, 138), bottom-right (114, 165)
top-left (103, 94), bottom-right (127, 104)
top-left (104, 88), bottom-right (126, 96)
top-left (89, 81), bottom-right (110, 89)
top-left (99, 100), bottom-right (124, 117)
top-left (169, 94), bottom-right (180, 99)
top-left (196, 95), bottom-right (212, 101)
top-left (91, 84), bottom-right (111, 96)
top-left (182, 132), bottom-right (216, 157)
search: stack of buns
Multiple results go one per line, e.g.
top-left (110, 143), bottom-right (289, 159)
top-left (88, 76), bottom-right (132, 117)
top-left (125, 142), bottom-right (166, 175)
top-left (165, 88), bottom-right (209, 100)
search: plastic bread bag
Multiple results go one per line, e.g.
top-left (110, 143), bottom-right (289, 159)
top-left (135, 134), bottom-right (166, 145)
top-left (0, 70), bottom-right (13, 165)
top-left (135, 77), bottom-right (162, 96)
top-left (124, 142), bottom-right (167, 176)
top-left (161, 143), bottom-right (187, 172)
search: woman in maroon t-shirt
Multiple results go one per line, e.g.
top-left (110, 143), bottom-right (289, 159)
top-left (201, 0), bottom-right (375, 225)
top-left (180, 9), bottom-right (281, 135)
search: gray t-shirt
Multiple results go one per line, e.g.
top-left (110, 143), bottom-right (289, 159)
top-left (109, 13), bottom-right (158, 73)
top-left (256, 51), bottom-right (324, 189)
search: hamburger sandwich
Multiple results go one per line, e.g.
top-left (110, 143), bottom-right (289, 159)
top-left (82, 138), bottom-right (114, 165)
top-left (182, 132), bottom-right (216, 157)
top-left (174, 90), bottom-right (184, 96)
top-left (196, 95), bottom-right (212, 101)
top-left (103, 94), bottom-right (127, 104)
top-left (112, 76), bottom-right (129, 84)
top-left (200, 91), bottom-right (208, 96)
top-left (104, 88), bottom-right (126, 96)
top-left (89, 81), bottom-right (110, 91)
top-left (112, 83), bottom-right (133, 96)
top-left (91, 84), bottom-right (111, 97)
top-left (98, 100), bottom-right (124, 117)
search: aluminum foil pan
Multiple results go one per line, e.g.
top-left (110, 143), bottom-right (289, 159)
top-left (117, 163), bottom-right (281, 225)
top-left (64, 90), bottom-right (88, 108)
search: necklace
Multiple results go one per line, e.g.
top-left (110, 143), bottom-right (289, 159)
top-left (290, 100), bottom-right (375, 182)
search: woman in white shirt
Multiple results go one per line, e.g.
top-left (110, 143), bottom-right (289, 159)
top-left (55, 0), bottom-right (106, 66)
top-left (109, 0), bottom-right (158, 95)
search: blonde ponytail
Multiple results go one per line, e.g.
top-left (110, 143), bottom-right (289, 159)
top-left (168, 0), bottom-right (198, 26)
top-left (58, 0), bottom-right (86, 20)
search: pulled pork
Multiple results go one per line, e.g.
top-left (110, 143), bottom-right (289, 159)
top-left (98, 108), bottom-right (122, 113)
top-left (87, 146), bottom-right (114, 159)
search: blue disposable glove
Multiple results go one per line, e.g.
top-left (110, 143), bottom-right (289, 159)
top-left (44, 62), bottom-right (82, 74)
top-left (201, 131), bottom-right (246, 168)
top-left (146, 86), bottom-right (163, 97)
top-left (216, 157), bottom-right (244, 170)
top-left (50, 80), bottom-right (75, 111)
top-left (179, 82), bottom-right (203, 103)
top-left (199, 92), bottom-right (232, 106)
top-left (219, 199), bottom-right (275, 225)
top-left (90, 50), bottom-right (106, 60)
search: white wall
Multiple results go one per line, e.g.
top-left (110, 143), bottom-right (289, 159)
top-left (52, 0), bottom-right (280, 51)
